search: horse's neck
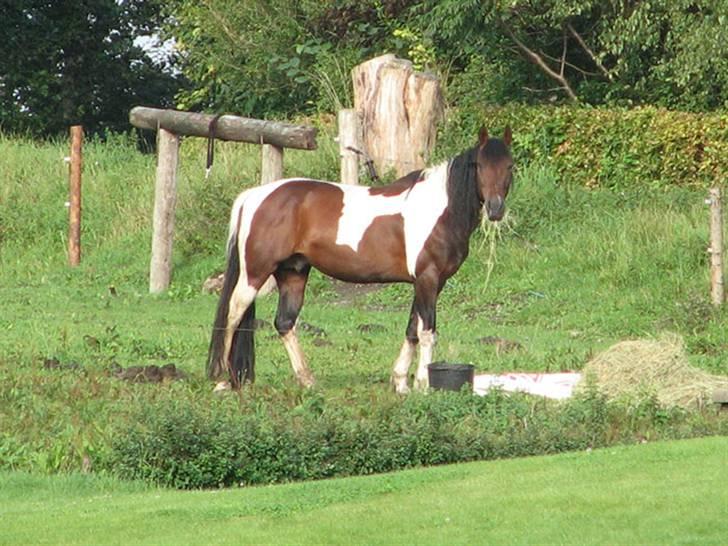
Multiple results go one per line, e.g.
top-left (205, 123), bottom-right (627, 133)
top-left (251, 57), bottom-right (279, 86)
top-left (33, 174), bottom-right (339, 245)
top-left (444, 184), bottom-right (482, 243)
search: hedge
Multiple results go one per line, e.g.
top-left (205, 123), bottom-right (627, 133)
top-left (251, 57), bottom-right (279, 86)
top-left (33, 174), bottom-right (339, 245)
top-left (104, 389), bottom-right (726, 489)
top-left (438, 105), bottom-right (728, 189)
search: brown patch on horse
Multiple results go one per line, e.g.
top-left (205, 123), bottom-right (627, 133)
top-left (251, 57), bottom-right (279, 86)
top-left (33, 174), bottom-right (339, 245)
top-left (245, 180), bottom-right (342, 285)
top-left (368, 170), bottom-right (424, 197)
top-left (246, 182), bottom-right (411, 284)
top-left (338, 213), bottom-right (408, 282)
top-left (414, 209), bottom-right (469, 279)
top-left (302, 212), bottom-right (409, 283)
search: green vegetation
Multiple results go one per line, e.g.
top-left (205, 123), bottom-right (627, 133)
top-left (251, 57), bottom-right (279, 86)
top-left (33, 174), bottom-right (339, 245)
top-left (6, 2), bottom-right (728, 138)
top-left (169, 0), bottom-right (728, 118)
top-left (4, 3), bottom-right (727, 543)
top-left (106, 387), bottom-right (724, 489)
top-left (2, 437), bottom-right (727, 545)
top-left (1, 124), bottom-right (726, 482)
top-left (438, 105), bottom-right (728, 189)
top-left (0, 1), bottom-right (178, 137)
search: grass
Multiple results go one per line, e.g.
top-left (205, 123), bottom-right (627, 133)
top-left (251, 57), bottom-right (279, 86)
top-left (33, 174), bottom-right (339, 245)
top-left (1, 436), bottom-right (726, 545)
top-left (1, 128), bottom-right (727, 476)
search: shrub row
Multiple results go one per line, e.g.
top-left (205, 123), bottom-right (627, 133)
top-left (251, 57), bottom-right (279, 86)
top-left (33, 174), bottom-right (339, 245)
top-left (105, 388), bottom-right (727, 489)
top-left (438, 105), bottom-right (728, 189)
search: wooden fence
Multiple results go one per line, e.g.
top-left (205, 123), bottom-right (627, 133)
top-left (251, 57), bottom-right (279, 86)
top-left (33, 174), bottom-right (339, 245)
top-left (129, 107), bottom-right (318, 293)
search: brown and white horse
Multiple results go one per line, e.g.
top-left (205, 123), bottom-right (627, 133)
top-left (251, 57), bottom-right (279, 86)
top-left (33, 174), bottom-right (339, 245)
top-left (208, 126), bottom-right (513, 393)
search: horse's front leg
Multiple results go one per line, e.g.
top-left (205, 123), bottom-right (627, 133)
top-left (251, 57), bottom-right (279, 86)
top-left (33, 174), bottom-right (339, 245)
top-left (413, 272), bottom-right (442, 391)
top-left (391, 303), bottom-right (419, 394)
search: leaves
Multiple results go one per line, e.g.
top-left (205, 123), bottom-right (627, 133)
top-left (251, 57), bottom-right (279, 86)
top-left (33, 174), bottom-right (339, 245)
top-left (0, 0), bottom-right (181, 137)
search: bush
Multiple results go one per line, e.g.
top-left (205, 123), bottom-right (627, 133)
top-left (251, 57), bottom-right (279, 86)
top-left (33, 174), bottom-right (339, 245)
top-left (105, 388), bottom-right (727, 489)
top-left (438, 105), bottom-right (728, 189)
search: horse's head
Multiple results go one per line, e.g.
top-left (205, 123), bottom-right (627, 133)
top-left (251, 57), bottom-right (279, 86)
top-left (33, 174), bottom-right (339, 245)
top-left (475, 126), bottom-right (513, 222)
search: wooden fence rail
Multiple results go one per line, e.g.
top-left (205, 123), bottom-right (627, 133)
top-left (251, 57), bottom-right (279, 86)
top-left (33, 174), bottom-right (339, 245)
top-left (130, 107), bottom-right (318, 150)
top-left (129, 107), bottom-right (318, 293)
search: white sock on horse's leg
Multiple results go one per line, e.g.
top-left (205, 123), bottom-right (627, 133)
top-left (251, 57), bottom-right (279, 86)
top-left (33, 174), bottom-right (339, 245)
top-left (281, 328), bottom-right (314, 387)
top-left (257, 275), bottom-right (277, 296)
top-left (414, 329), bottom-right (436, 390)
top-left (391, 339), bottom-right (416, 394)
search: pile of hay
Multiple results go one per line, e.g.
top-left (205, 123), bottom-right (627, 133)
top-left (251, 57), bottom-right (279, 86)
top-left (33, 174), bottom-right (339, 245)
top-left (581, 335), bottom-right (728, 409)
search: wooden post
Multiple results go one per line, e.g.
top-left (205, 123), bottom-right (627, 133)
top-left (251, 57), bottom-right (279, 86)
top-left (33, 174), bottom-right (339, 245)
top-left (338, 109), bottom-right (359, 185)
top-left (149, 128), bottom-right (180, 293)
top-left (260, 144), bottom-right (283, 184)
top-left (68, 125), bottom-right (83, 266)
top-left (709, 187), bottom-right (724, 306)
top-left (352, 54), bottom-right (443, 177)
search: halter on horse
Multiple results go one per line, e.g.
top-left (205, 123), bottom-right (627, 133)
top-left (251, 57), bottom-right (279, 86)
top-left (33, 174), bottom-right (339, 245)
top-left (208, 126), bottom-right (513, 393)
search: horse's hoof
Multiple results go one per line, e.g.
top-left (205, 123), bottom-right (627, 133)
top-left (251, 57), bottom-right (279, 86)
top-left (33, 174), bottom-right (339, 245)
top-left (213, 381), bottom-right (232, 393)
top-left (391, 377), bottom-right (411, 394)
top-left (414, 377), bottom-right (429, 391)
top-left (395, 384), bottom-right (411, 395)
top-left (297, 374), bottom-right (315, 388)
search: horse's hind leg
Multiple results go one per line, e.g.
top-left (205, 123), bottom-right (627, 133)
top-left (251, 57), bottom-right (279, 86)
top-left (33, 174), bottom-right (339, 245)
top-left (274, 258), bottom-right (314, 387)
top-left (216, 281), bottom-right (258, 391)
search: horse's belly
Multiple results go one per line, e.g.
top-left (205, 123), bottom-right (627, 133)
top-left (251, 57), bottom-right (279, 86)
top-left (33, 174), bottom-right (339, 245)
top-left (303, 232), bottom-right (411, 284)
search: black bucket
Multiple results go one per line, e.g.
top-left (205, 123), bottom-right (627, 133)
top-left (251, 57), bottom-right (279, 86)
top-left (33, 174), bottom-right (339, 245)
top-left (427, 362), bottom-right (475, 392)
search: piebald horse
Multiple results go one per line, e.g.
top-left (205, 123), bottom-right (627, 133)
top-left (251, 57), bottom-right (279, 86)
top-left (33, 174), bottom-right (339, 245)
top-left (208, 126), bottom-right (513, 393)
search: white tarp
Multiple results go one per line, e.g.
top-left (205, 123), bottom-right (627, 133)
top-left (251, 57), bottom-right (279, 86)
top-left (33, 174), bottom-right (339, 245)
top-left (473, 372), bottom-right (583, 400)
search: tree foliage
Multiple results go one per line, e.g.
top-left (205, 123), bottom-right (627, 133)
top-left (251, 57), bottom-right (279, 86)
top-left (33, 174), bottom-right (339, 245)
top-left (3, 1), bottom-right (725, 136)
top-left (423, 0), bottom-right (728, 110)
top-left (167, 0), bottom-right (728, 117)
top-left (0, 0), bottom-right (182, 137)
top-left (166, 0), bottom-right (429, 117)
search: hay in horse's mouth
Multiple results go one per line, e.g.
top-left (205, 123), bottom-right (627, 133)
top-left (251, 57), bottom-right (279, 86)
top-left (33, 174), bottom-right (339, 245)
top-left (477, 211), bottom-right (511, 292)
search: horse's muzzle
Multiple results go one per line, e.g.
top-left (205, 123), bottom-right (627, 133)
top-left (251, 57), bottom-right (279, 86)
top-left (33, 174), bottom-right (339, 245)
top-left (486, 196), bottom-right (505, 221)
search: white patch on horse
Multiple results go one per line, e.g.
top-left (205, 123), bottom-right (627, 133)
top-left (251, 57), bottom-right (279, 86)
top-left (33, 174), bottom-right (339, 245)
top-left (334, 162), bottom-right (450, 277)
top-left (402, 162), bottom-right (449, 276)
top-left (335, 186), bottom-right (404, 251)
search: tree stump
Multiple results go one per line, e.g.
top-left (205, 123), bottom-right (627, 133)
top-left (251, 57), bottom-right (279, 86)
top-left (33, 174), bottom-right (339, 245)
top-left (352, 54), bottom-right (443, 178)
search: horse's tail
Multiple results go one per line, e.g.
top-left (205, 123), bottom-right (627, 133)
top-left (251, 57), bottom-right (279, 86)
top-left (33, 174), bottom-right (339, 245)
top-left (207, 196), bottom-right (256, 387)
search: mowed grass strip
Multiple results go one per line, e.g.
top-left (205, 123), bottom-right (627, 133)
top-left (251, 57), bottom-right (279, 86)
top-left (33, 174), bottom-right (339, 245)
top-left (2, 436), bottom-right (726, 545)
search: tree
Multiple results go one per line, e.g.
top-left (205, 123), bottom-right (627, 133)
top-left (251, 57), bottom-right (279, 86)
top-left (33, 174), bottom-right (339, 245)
top-left (0, 0), bottom-right (182, 137)
top-left (165, 0), bottom-right (422, 117)
top-left (420, 0), bottom-right (728, 110)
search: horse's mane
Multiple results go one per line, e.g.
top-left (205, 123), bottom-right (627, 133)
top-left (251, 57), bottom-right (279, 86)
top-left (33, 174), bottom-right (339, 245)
top-left (446, 147), bottom-right (481, 236)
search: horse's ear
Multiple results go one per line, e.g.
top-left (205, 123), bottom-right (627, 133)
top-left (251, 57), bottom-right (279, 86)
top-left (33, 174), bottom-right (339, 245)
top-left (478, 126), bottom-right (489, 147)
top-left (503, 126), bottom-right (512, 147)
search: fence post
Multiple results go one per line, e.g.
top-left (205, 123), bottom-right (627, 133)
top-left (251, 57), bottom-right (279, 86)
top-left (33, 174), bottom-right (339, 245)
top-left (338, 109), bottom-right (359, 185)
top-left (68, 125), bottom-right (83, 266)
top-left (149, 128), bottom-right (180, 293)
top-left (260, 144), bottom-right (283, 184)
top-left (709, 187), bottom-right (724, 306)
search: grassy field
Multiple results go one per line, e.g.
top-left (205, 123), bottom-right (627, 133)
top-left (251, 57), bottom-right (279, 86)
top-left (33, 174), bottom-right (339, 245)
top-left (2, 437), bottom-right (726, 545)
top-left (1, 128), bottom-right (727, 478)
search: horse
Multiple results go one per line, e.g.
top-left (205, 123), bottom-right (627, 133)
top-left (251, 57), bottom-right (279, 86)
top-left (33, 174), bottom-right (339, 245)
top-left (207, 126), bottom-right (513, 393)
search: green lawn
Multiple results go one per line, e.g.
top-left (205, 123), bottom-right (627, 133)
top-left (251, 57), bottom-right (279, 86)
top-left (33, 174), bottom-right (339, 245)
top-left (2, 436), bottom-right (726, 545)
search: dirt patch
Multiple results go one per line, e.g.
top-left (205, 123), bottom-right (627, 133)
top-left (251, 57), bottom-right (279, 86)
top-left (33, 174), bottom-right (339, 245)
top-left (477, 336), bottom-right (524, 354)
top-left (43, 357), bottom-right (82, 372)
top-left (329, 279), bottom-right (387, 306)
top-left (357, 323), bottom-right (387, 334)
top-left (110, 363), bottom-right (186, 383)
